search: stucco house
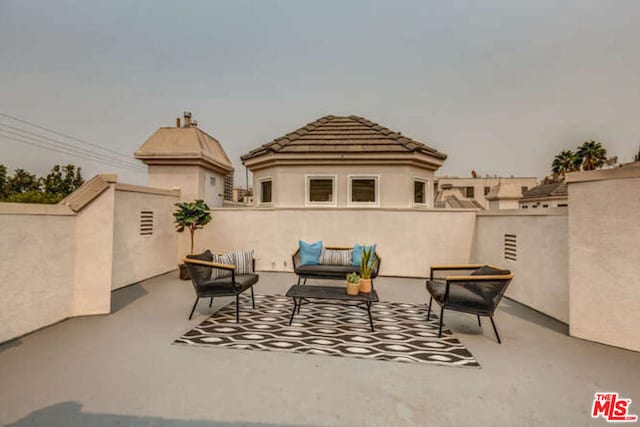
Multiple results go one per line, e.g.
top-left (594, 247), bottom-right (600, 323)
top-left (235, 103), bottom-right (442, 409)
top-left (134, 112), bottom-right (234, 207)
top-left (520, 182), bottom-right (568, 209)
top-left (240, 115), bottom-right (447, 208)
top-left (434, 176), bottom-right (537, 209)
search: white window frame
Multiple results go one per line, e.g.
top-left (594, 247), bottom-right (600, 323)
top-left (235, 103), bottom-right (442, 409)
top-left (347, 175), bottom-right (380, 207)
top-left (257, 176), bottom-right (273, 206)
top-left (413, 176), bottom-right (431, 207)
top-left (305, 174), bottom-right (337, 207)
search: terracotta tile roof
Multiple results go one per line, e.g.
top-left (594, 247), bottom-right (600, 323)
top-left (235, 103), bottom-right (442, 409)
top-left (521, 182), bottom-right (568, 200)
top-left (241, 115), bottom-right (446, 162)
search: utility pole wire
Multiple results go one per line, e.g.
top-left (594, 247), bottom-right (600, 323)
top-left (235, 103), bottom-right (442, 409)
top-left (0, 132), bottom-right (146, 173)
top-left (0, 122), bottom-right (145, 170)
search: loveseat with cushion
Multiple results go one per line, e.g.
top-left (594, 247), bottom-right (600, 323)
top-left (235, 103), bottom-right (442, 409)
top-left (292, 244), bottom-right (381, 284)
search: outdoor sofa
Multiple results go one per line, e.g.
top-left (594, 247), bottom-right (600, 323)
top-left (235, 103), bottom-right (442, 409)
top-left (292, 245), bottom-right (381, 284)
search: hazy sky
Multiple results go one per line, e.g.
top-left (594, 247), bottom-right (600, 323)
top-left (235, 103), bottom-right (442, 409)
top-left (1, 1), bottom-right (639, 185)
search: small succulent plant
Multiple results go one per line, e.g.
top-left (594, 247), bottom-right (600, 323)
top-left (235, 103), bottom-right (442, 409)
top-left (346, 272), bottom-right (360, 284)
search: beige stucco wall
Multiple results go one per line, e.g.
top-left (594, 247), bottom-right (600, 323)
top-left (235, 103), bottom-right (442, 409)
top-left (71, 185), bottom-right (115, 316)
top-left (148, 165), bottom-right (224, 208)
top-left (488, 199), bottom-right (520, 210)
top-left (568, 171), bottom-right (640, 352)
top-left (472, 209), bottom-right (569, 323)
top-left (252, 164), bottom-right (435, 208)
top-left (111, 185), bottom-right (179, 290)
top-left (199, 208), bottom-right (476, 277)
top-left (0, 204), bottom-right (76, 343)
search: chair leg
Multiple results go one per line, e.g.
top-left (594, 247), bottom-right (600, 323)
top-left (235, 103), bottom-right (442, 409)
top-left (438, 305), bottom-right (445, 337)
top-left (477, 315), bottom-right (481, 327)
top-left (209, 297), bottom-right (213, 308)
top-left (489, 316), bottom-right (501, 344)
top-left (303, 277), bottom-right (307, 285)
top-left (427, 297), bottom-right (433, 320)
top-left (188, 297), bottom-right (199, 320)
top-left (296, 277), bottom-right (301, 285)
top-left (250, 286), bottom-right (255, 309)
top-left (236, 294), bottom-right (240, 323)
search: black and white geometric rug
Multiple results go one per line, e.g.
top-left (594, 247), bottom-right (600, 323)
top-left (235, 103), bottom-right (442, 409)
top-left (174, 294), bottom-right (479, 368)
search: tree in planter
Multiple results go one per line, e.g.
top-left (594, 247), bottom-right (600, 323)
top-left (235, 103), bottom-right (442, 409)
top-left (173, 200), bottom-right (212, 255)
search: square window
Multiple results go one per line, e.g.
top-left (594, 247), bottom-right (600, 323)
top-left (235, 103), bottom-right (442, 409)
top-left (414, 180), bottom-right (426, 204)
top-left (484, 186), bottom-right (490, 196)
top-left (209, 176), bottom-right (216, 186)
top-left (465, 186), bottom-right (475, 198)
top-left (260, 180), bottom-right (272, 204)
top-left (350, 177), bottom-right (377, 203)
top-left (307, 177), bottom-right (335, 204)
top-left (521, 186), bottom-right (528, 194)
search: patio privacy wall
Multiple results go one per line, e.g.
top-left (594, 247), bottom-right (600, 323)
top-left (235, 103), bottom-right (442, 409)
top-left (567, 165), bottom-right (640, 353)
top-left (0, 177), bottom-right (179, 343)
top-left (471, 209), bottom-right (569, 323)
top-left (197, 208), bottom-right (477, 278)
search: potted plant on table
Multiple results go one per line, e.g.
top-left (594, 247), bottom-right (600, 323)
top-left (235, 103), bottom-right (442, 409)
top-left (173, 200), bottom-right (212, 280)
top-left (346, 272), bottom-right (360, 296)
top-left (359, 246), bottom-right (376, 293)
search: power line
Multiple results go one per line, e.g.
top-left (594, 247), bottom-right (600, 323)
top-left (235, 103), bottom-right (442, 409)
top-left (0, 122), bottom-right (145, 170)
top-left (0, 111), bottom-right (138, 161)
top-left (0, 131), bottom-right (147, 173)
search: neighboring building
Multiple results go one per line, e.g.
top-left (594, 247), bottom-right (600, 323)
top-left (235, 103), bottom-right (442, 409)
top-left (434, 185), bottom-right (484, 209)
top-left (134, 112), bottom-right (234, 207)
top-left (434, 176), bottom-right (537, 209)
top-left (232, 187), bottom-right (253, 204)
top-left (519, 182), bottom-right (568, 209)
top-left (240, 115), bottom-right (447, 208)
top-left (485, 183), bottom-right (522, 210)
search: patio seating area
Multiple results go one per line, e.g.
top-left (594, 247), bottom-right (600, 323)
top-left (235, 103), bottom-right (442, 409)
top-left (2, 271), bottom-right (639, 426)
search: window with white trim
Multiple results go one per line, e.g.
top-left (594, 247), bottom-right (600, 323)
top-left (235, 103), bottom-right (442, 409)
top-left (349, 176), bottom-right (378, 205)
top-left (414, 178), bottom-right (429, 205)
top-left (258, 178), bottom-right (272, 204)
top-left (306, 175), bottom-right (336, 205)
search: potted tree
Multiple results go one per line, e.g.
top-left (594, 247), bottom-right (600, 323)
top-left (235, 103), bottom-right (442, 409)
top-left (345, 272), bottom-right (360, 296)
top-left (359, 246), bottom-right (376, 293)
top-left (173, 200), bottom-right (212, 280)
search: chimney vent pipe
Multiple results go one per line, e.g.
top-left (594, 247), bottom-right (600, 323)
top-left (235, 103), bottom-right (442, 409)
top-left (176, 117), bottom-right (181, 128)
top-left (183, 111), bottom-right (192, 127)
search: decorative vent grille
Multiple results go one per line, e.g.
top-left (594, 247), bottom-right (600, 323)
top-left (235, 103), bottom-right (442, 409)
top-left (504, 233), bottom-right (517, 262)
top-left (140, 211), bottom-right (153, 236)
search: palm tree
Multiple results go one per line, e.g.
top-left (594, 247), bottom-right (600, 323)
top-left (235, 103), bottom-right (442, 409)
top-left (577, 141), bottom-right (607, 171)
top-left (551, 149), bottom-right (580, 180)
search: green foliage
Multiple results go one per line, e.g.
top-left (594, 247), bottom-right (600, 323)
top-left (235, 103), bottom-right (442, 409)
top-left (3, 191), bottom-right (65, 204)
top-left (8, 168), bottom-right (40, 194)
top-left (360, 246), bottom-right (377, 280)
top-left (40, 164), bottom-right (84, 197)
top-left (0, 164), bottom-right (85, 204)
top-left (577, 141), bottom-right (608, 171)
top-left (551, 150), bottom-right (580, 178)
top-left (550, 141), bottom-right (616, 181)
top-left (0, 165), bottom-right (8, 199)
top-left (173, 200), bottom-right (212, 254)
top-left (346, 272), bottom-right (360, 284)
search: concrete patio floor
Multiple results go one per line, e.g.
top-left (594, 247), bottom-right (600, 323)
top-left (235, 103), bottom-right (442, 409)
top-left (1, 271), bottom-right (639, 426)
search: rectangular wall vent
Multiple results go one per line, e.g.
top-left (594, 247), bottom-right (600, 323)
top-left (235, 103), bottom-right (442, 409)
top-left (140, 211), bottom-right (154, 236)
top-left (504, 233), bottom-right (517, 262)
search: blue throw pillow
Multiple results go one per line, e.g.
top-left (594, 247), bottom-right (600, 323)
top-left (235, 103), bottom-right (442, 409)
top-left (299, 240), bottom-right (323, 266)
top-left (352, 244), bottom-right (377, 267)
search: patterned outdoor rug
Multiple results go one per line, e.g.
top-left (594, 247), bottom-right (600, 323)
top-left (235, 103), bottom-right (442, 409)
top-left (174, 294), bottom-right (479, 368)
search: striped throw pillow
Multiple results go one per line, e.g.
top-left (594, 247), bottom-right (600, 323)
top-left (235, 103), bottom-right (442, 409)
top-left (319, 248), bottom-right (352, 266)
top-left (231, 249), bottom-right (254, 274)
top-left (211, 252), bottom-right (234, 279)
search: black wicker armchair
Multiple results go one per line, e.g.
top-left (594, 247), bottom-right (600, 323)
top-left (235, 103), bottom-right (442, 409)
top-left (426, 264), bottom-right (513, 343)
top-left (183, 250), bottom-right (259, 322)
